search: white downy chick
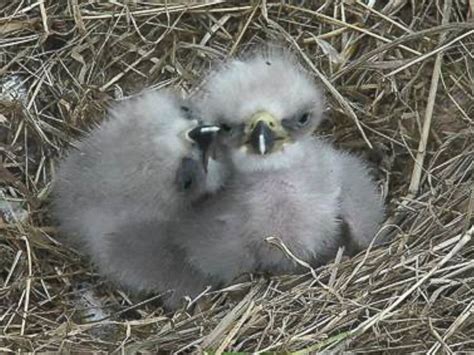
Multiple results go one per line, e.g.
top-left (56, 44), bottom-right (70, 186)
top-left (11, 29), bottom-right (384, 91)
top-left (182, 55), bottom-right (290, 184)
top-left (53, 90), bottom-right (224, 309)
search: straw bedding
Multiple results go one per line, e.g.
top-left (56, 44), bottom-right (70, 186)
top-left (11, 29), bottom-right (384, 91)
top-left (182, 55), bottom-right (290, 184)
top-left (0, 1), bottom-right (472, 353)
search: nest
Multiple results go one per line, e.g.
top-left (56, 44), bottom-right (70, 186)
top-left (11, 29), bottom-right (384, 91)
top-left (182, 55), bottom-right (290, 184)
top-left (0, 1), bottom-right (472, 353)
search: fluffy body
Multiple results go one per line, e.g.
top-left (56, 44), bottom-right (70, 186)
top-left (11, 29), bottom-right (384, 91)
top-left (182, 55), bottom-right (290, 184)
top-left (53, 91), bottom-right (224, 308)
top-left (177, 138), bottom-right (345, 283)
top-left (185, 50), bottom-right (385, 283)
top-left (53, 50), bottom-right (385, 309)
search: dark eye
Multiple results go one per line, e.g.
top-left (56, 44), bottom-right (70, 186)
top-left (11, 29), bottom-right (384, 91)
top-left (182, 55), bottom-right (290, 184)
top-left (181, 106), bottom-right (194, 120)
top-left (220, 123), bottom-right (233, 133)
top-left (298, 112), bottom-right (310, 126)
top-left (182, 177), bottom-right (193, 190)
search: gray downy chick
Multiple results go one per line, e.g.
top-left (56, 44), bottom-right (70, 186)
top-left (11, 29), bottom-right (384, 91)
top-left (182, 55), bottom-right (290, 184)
top-left (179, 49), bottom-right (384, 284)
top-left (52, 90), bottom-right (224, 309)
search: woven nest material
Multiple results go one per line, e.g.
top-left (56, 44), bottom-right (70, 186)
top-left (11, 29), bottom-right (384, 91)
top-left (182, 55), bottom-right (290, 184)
top-left (0, 1), bottom-right (473, 353)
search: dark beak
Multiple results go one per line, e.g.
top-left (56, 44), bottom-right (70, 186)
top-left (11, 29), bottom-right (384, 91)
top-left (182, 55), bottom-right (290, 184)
top-left (175, 157), bottom-right (199, 192)
top-left (248, 121), bottom-right (275, 155)
top-left (186, 125), bottom-right (220, 172)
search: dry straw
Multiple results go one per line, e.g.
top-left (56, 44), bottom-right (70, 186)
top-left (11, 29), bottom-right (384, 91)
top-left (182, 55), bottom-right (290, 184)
top-left (0, 0), bottom-right (473, 353)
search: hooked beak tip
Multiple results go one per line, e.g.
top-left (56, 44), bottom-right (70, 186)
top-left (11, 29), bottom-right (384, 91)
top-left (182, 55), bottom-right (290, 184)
top-left (185, 124), bottom-right (220, 172)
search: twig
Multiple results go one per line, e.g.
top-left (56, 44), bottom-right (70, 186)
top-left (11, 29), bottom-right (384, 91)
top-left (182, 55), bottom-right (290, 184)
top-left (20, 236), bottom-right (33, 336)
top-left (99, 47), bottom-right (155, 92)
top-left (228, 3), bottom-right (259, 56)
top-left (388, 30), bottom-right (474, 77)
top-left (428, 300), bottom-right (473, 354)
top-left (346, 226), bottom-right (472, 340)
top-left (408, 0), bottom-right (453, 196)
top-left (265, 236), bottom-right (318, 280)
top-left (268, 19), bottom-right (373, 148)
top-left (284, 4), bottom-right (421, 55)
top-left (201, 282), bottom-right (264, 349)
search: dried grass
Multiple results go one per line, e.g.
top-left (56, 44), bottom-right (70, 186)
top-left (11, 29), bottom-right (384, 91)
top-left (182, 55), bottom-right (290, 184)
top-left (0, 0), bottom-right (473, 353)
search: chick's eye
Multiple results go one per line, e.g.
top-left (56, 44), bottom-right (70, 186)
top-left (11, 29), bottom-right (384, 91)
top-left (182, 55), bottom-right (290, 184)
top-left (220, 123), bottom-right (233, 133)
top-left (297, 112), bottom-right (310, 126)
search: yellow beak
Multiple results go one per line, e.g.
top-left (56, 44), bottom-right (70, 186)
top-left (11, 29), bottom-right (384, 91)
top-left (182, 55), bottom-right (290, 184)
top-left (245, 111), bottom-right (290, 155)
